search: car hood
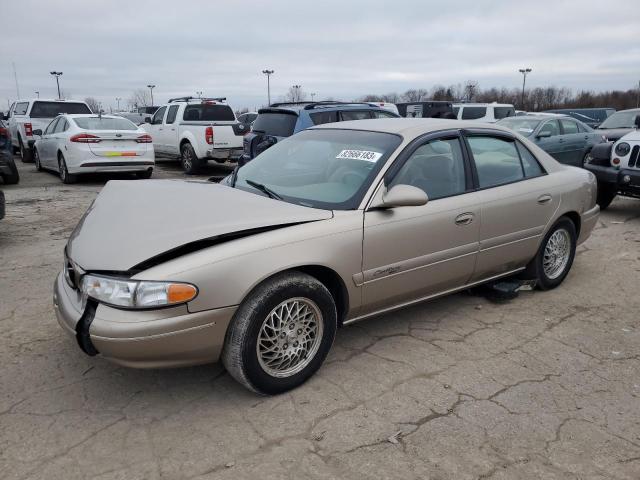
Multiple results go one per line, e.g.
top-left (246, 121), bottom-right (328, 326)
top-left (595, 127), bottom-right (634, 141)
top-left (67, 180), bottom-right (333, 272)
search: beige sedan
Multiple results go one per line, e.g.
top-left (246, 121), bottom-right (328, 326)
top-left (54, 118), bottom-right (600, 394)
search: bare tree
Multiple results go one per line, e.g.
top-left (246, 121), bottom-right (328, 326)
top-left (463, 80), bottom-right (479, 102)
top-left (402, 89), bottom-right (429, 102)
top-left (284, 85), bottom-right (307, 103)
top-left (129, 89), bottom-right (150, 108)
top-left (84, 97), bottom-right (100, 113)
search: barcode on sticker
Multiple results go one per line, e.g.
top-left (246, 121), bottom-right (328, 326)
top-left (336, 150), bottom-right (383, 162)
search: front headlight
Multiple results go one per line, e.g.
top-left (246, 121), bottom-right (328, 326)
top-left (614, 142), bottom-right (631, 156)
top-left (81, 274), bottom-right (198, 309)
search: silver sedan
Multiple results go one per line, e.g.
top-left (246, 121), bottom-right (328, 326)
top-left (54, 118), bottom-right (599, 394)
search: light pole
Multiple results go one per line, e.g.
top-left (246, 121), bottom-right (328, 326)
top-left (115, 97), bottom-right (121, 110)
top-left (518, 68), bottom-right (532, 110)
top-left (35, 91), bottom-right (39, 98)
top-left (196, 91), bottom-right (203, 99)
top-left (311, 92), bottom-right (316, 101)
top-left (292, 85), bottom-right (301, 102)
top-left (50, 71), bottom-right (63, 99)
top-left (147, 84), bottom-right (156, 106)
top-left (636, 80), bottom-right (640, 108)
top-left (262, 69), bottom-right (274, 105)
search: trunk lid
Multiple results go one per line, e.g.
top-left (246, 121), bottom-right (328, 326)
top-left (86, 130), bottom-right (147, 156)
top-left (67, 180), bottom-right (332, 271)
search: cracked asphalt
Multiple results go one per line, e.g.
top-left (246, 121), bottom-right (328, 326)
top-left (1, 158), bottom-right (639, 480)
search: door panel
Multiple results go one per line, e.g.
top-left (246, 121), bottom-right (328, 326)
top-left (158, 105), bottom-right (179, 154)
top-left (559, 119), bottom-right (584, 166)
top-left (533, 120), bottom-right (563, 162)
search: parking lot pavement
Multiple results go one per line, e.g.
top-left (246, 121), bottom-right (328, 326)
top-left (1, 157), bottom-right (639, 480)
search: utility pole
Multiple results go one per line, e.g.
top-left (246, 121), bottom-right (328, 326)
top-left (196, 91), bottom-right (203, 99)
top-left (147, 84), bottom-right (156, 106)
top-left (35, 91), bottom-right (39, 98)
top-left (13, 62), bottom-right (20, 98)
top-left (637, 80), bottom-right (640, 108)
top-left (50, 71), bottom-right (63, 99)
top-left (115, 97), bottom-right (121, 110)
top-left (518, 68), bottom-right (532, 110)
top-left (292, 85), bottom-right (301, 102)
top-left (262, 69), bottom-right (274, 105)
top-left (311, 92), bottom-right (316, 101)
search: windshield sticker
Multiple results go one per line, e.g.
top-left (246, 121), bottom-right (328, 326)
top-left (336, 149), bottom-right (383, 162)
top-left (518, 128), bottom-right (534, 133)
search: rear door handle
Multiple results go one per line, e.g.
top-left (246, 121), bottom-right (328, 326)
top-left (455, 212), bottom-right (474, 225)
top-left (537, 194), bottom-right (552, 204)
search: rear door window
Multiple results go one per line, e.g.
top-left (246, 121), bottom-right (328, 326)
top-left (252, 111), bottom-right (298, 137)
top-left (54, 118), bottom-right (68, 133)
top-left (183, 104), bottom-right (235, 121)
top-left (44, 118), bottom-right (60, 135)
top-left (461, 107), bottom-right (487, 120)
top-left (29, 101), bottom-right (91, 118)
top-left (310, 111), bottom-right (338, 125)
top-left (467, 136), bottom-right (524, 188)
top-left (560, 119), bottom-right (579, 134)
top-left (165, 105), bottom-right (179, 124)
top-left (516, 142), bottom-right (545, 177)
top-left (14, 102), bottom-right (29, 115)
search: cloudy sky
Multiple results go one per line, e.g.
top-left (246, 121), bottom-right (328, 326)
top-left (1, 0), bottom-right (639, 111)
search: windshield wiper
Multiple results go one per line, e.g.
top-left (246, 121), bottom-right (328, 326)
top-left (245, 179), bottom-right (282, 200)
top-left (230, 166), bottom-right (239, 187)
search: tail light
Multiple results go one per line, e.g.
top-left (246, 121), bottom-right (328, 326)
top-left (70, 133), bottom-right (101, 143)
top-left (205, 127), bottom-right (214, 145)
top-left (136, 134), bottom-right (152, 143)
top-left (24, 123), bottom-right (33, 137)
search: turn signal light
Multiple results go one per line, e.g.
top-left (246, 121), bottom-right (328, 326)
top-left (136, 134), bottom-right (153, 143)
top-left (70, 133), bottom-right (101, 143)
top-left (612, 157), bottom-right (620, 165)
top-left (167, 284), bottom-right (198, 304)
top-left (205, 127), bottom-right (214, 145)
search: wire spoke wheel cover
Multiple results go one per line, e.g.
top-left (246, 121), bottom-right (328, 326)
top-left (257, 297), bottom-right (324, 378)
top-left (543, 228), bottom-right (571, 279)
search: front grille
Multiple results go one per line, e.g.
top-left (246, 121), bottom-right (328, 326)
top-left (628, 145), bottom-right (639, 168)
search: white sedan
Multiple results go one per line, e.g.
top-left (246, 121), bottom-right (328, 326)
top-left (33, 114), bottom-right (155, 184)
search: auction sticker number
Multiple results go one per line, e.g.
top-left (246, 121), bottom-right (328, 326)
top-left (336, 149), bottom-right (383, 162)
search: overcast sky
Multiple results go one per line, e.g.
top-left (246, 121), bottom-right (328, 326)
top-left (2, 0), bottom-right (639, 111)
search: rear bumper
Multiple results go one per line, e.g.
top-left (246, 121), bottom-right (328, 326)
top-left (53, 272), bottom-right (237, 368)
top-left (584, 164), bottom-right (640, 196)
top-left (578, 204), bottom-right (599, 245)
top-left (205, 147), bottom-right (243, 161)
top-left (71, 160), bottom-right (154, 174)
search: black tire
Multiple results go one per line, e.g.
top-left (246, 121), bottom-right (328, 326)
top-left (596, 182), bottom-right (617, 211)
top-left (135, 168), bottom-right (153, 179)
top-left (34, 148), bottom-right (42, 171)
top-left (523, 217), bottom-right (577, 291)
top-left (19, 138), bottom-right (33, 163)
top-left (58, 154), bottom-right (77, 184)
top-left (222, 272), bottom-right (337, 395)
top-left (1, 156), bottom-right (20, 184)
top-left (180, 143), bottom-right (202, 175)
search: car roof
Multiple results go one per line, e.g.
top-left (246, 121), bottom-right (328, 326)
top-left (311, 117), bottom-right (515, 136)
top-left (15, 98), bottom-right (87, 103)
top-left (63, 114), bottom-right (129, 119)
top-left (616, 108), bottom-right (640, 113)
top-left (453, 103), bottom-right (514, 107)
top-left (503, 114), bottom-right (567, 120)
top-left (261, 102), bottom-right (386, 114)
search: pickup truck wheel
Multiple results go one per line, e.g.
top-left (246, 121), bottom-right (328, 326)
top-left (180, 143), bottom-right (201, 175)
top-left (596, 182), bottom-right (616, 210)
top-left (19, 139), bottom-right (33, 163)
top-left (222, 272), bottom-right (337, 395)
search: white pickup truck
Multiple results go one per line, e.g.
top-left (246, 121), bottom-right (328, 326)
top-left (5, 99), bottom-right (92, 162)
top-left (141, 97), bottom-right (246, 174)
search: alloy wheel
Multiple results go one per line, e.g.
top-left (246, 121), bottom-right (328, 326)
top-left (543, 228), bottom-right (571, 280)
top-left (256, 297), bottom-right (324, 378)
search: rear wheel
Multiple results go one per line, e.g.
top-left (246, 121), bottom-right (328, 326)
top-left (58, 154), bottom-right (77, 184)
top-left (34, 148), bottom-right (42, 171)
top-left (596, 182), bottom-right (617, 210)
top-left (19, 138), bottom-right (33, 163)
top-left (222, 272), bottom-right (337, 394)
top-left (135, 168), bottom-right (153, 179)
top-left (524, 217), bottom-right (577, 290)
top-left (180, 143), bottom-right (202, 175)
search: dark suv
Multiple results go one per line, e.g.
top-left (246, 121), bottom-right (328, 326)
top-left (243, 102), bottom-right (398, 160)
top-left (0, 119), bottom-right (19, 185)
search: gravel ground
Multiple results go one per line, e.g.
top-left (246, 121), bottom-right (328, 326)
top-left (1, 157), bottom-right (639, 480)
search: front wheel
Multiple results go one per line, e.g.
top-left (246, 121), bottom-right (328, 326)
top-left (222, 272), bottom-right (337, 394)
top-left (524, 217), bottom-right (577, 290)
top-left (180, 143), bottom-right (202, 175)
top-left (596, 182), bottom-right (617, 210)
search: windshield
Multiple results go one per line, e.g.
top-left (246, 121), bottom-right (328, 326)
top-left (29, 101), bottom-right (91, 118)
top-left (497, 117), bottom-right (541, 136)
top-left (73, 117), bottom-right (138, 130)
top-left (598, 111), bottom-right (639, 129)
top-left (234, 128), bottom-right (402, 210)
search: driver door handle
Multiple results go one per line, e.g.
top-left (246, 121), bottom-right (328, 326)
top-left (537, 194), bottom-right (552, 204)
top-left (455, 212), bottom-right (474, 226)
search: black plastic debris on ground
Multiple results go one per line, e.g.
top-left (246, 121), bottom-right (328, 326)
top-left (469, 279), bottom-right (535, 303)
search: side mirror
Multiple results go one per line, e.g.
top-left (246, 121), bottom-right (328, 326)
top-left (536, 130), bottom-right (552, 139)
top-left (32, 129), bottom-right (43, 136)
top-left (634, 115), bottom-right (640, 129)
top-left (1, 113), bottom-right (7, 121)
top-left (370, 184), bottom-right (428, 209)
top-left (144, 117), bottom-right (152, 123)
